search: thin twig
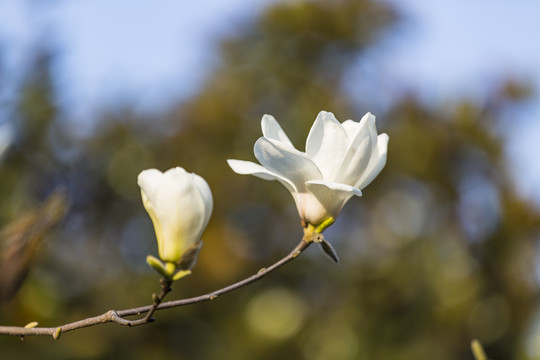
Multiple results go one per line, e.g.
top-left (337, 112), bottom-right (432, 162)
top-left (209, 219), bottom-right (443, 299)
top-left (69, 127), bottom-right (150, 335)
top-left (128, 277), bottom-right (172, 326)
top-left (0, 238), bottom-right (311, 338)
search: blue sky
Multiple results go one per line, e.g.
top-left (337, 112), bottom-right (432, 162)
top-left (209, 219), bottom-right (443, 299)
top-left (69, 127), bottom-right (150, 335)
top-left (388, 0), bottom-right (540, 98)
top-left (384, 0), bottom-right (540, 205)
top-left (1, 0), bottom-right (539, 203)
top-left (0, 0), bottom-right (272, 122)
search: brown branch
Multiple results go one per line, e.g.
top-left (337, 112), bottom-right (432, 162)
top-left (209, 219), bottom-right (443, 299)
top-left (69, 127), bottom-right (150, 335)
top-left (0, 238), bottom-right (311, 339)
top-left (128, 277), bottom-right (172, 327)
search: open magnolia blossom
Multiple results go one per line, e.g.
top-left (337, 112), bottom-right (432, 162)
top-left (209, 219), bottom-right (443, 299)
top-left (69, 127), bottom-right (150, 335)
top-left (138, 167), bottom-right (213, 277)
top-left (228, 111), bottom-right (388, 231)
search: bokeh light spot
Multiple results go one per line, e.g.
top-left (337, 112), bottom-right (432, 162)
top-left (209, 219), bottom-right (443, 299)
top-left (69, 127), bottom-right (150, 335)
top-left (244, 287), bottom-right (307, 341)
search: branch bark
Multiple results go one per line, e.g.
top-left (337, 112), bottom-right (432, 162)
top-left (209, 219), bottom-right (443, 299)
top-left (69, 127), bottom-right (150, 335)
top-left (0, 238), bottom-right (311, 339)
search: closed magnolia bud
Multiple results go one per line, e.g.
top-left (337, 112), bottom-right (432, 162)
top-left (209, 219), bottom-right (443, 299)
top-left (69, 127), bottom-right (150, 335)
top-left (138, 167), bottom-right (213, 270)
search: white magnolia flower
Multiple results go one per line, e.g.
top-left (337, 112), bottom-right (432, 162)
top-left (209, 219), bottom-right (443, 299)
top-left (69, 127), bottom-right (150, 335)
top-left (228, 111), bottom-right (388, 229)
top-left (138, 167), bottom-right (213, 270)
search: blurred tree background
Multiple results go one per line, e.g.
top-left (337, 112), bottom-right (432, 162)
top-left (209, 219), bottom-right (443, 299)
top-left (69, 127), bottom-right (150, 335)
top-left (1, 0), bottom-right (540, 359)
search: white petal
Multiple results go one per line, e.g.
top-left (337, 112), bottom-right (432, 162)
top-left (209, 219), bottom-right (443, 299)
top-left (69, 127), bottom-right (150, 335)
top-left (137, 168), bottom-right (164, 203)
top-left (300, 181), bottom-right (362, 224)
top-left (163, 166), bottom-right (189, 182)
top-left (227, 159), bottom-right (277, 180)
top-left (341, 119), bottom-right (359, 138)
top-left (191, 172), bottom-right (214, 234)
top-left (158, 169), bottom-right (206, 258)
top-left (355, 113), bottom-right (376, 147)
top-left (227, 159), bottom-right (295, 193)
top-left (336, 113), bottom-right (374, 184)
top-left (355, 133), bottom-right (389, 189)
top-left (305, 111), bottom-right (349, 180)
top-left (306, 180), bottom-right (362, 197)
top-left (261, 114), bottom-right (294, 147)
top-left (254, 137), bottom-right (322, 193)
top-left (138, 167), bottom-right (213, 264)
top-left (367, 113), bottom-right (378, 152)
top-left (341, 113), bottom-right (373, 140)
